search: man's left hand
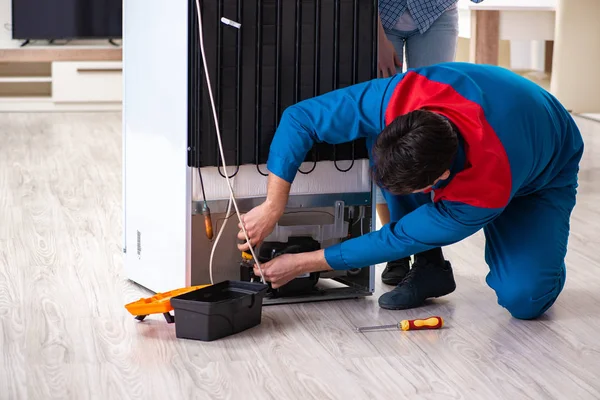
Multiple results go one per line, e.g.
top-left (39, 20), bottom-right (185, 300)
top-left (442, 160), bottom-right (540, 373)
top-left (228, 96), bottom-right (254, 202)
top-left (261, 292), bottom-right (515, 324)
top-left (253, 250), bottom-right (332, 288)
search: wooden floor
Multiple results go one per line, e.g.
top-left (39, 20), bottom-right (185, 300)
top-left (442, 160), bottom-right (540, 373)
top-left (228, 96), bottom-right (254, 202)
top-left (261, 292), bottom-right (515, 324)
top-left (1, 112), bottom-right (599, 400)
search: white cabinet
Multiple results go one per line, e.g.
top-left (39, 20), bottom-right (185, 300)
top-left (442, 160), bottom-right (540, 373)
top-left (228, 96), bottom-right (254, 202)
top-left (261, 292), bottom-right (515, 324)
top-left (0, 52), bottom-right (123, 112)
top-left (52, 61), bottom-right (123, 103)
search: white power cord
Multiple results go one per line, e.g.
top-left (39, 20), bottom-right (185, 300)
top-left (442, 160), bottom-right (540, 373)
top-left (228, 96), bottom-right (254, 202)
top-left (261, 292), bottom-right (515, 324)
top-left (194, 0), bottom-right (265, 282)
top-left (209, 190), bottom-right (233, 284)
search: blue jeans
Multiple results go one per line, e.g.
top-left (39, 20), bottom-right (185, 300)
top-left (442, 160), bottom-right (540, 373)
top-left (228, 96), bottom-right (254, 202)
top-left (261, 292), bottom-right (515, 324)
top-left (385, 6), bottom-right (459, 70)
top-left (375, 6), bottom-right (459, 205)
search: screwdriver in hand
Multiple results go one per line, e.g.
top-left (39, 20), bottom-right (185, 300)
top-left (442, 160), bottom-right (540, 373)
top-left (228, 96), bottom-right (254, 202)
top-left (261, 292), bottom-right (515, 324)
top-left (356, 316), bottom-right (444, 332)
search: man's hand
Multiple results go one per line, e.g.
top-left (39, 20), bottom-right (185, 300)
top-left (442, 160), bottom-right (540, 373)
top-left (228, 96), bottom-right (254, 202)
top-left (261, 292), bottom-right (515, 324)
top-left (377, 14), bottom-right (401, 78)
top-left (254, 254), bottom-right (305, 288)
top-left (253, 250), bottom-right (332, 288)
top-left (237, 173), bottom-right (291, 251)
top-left (378, 35), bottom-right (401, 78)
top-left (237, 200), bottom-right (281, 251)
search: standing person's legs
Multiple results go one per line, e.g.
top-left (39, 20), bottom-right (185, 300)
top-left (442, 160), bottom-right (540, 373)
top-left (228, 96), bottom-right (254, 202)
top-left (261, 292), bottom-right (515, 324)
top-left (376, 27), bottom-right (405, 222)
top-left (377, 28), bottom-right (411, 285)
top-left (379, 10), bottom-right (459, 285)
top-left (378, 187), bottom-right (448, 288)
top-left (378, 189), bottom-right (456, 310)
top-left (382, 28), bottom-right (406, 70)
top-left (405, 7), bottom-right (459, 68)
top-left (483, 185), bottom-right (577, 319)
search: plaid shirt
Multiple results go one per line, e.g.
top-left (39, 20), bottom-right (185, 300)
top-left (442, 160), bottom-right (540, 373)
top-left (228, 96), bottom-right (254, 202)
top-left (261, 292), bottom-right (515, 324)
top-left (379, 0), bottom-right (484, 33)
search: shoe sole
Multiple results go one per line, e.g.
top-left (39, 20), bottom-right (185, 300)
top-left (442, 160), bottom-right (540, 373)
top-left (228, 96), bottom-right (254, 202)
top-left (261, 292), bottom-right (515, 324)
top-left (378, 286), bottom-right (456, 310)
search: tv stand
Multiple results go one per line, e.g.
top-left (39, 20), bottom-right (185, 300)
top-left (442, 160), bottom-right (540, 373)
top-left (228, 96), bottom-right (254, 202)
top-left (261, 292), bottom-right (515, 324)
top-left (0, 47), bottom-right (122, 112)
top-left (20, 40), bottom-right (30, 47)
top-left (108, 39), bottom-right (120, 47)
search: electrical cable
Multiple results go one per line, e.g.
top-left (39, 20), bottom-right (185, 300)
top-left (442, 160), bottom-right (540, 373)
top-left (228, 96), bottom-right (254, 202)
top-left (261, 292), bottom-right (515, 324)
top-left (195, 0), bottom-right (265, 282)
top-left (352, 206), bottom-right (365, 226)
top-left (360, 213), bottom-right (364, 236)
top-left (196, 166), bottom-right (208, 203)
top-left (215, 210), bottom-right (237, 230)
top-left (209, 184), bottom-right (234, 285)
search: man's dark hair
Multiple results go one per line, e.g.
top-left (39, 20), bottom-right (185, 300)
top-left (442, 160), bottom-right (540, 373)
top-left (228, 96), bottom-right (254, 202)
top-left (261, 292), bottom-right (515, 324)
top-left (371, 109), bottom-right (458, 195)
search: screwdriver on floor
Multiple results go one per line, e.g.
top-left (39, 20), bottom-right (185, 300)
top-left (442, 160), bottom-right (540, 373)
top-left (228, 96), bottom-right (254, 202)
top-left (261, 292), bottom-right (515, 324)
top-left (356, 316), bottom-right (444, 332)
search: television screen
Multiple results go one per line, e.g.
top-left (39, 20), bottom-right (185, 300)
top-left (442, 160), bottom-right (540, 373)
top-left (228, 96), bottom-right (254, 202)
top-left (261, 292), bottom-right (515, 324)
top-left (12, 0), bottom-right (122, 40)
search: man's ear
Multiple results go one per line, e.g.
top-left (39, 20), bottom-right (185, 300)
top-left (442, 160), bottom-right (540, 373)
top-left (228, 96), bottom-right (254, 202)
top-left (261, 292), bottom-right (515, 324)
top-left (412, 170), bottom-right (452, 194)
top-left (431, 170), bottom-right (451, 186)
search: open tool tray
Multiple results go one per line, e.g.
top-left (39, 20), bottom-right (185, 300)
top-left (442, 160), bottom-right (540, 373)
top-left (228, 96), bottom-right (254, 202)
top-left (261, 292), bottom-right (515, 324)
top-left (170, 281), bottom-right (269, 341)
top-left (125, 281), bottom-right (269, 341)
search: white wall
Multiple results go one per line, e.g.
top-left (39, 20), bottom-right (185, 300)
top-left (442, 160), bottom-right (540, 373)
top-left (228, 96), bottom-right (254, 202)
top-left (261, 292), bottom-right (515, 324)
top-left (551, 0), bottom-right (600, 113)
top-left (456, 0), bottom-right (548, 71)
top-left (510, 40), bottom-right (546, 71)
top-left (0, 0), bottom-right (18, 48)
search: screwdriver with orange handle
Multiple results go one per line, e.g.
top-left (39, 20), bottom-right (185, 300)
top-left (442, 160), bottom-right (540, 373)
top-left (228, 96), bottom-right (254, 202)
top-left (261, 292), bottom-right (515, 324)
top-left (356, 316), bottom-right (444, 332)
top-left (201, 202), bottom-right (213, 240)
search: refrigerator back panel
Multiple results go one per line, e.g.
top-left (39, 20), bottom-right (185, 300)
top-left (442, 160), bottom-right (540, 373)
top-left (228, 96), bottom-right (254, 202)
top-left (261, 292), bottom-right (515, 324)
top-left (188, 0), bottom-right (378, 174)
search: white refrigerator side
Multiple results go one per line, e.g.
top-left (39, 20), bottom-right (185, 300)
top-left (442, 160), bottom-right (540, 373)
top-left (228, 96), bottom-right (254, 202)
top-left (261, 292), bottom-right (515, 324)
top-left (123, 0), bottom-right (192, 292)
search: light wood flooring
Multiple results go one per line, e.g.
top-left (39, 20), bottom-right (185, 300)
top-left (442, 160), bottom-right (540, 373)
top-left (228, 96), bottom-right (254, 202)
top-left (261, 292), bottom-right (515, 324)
top-left (1, 112), bottom-right (599, 400)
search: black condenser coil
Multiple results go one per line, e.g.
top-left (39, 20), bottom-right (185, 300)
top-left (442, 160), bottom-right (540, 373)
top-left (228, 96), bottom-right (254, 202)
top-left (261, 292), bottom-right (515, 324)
top-left (188, 0), bottom-right (378, 176)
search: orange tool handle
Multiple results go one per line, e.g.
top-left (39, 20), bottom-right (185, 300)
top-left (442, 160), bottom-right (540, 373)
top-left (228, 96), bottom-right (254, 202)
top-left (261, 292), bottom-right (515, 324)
top-left (400, 316), bottom-right (443, 331)
top-left (124, 285), bottom-right (210, 316)
top-left (204, 214), bottom-right (214, 240)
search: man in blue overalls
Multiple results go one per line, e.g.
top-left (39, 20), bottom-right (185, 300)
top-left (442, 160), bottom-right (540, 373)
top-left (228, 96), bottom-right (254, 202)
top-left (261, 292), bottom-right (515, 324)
top-left (237, 62), bottom-right (584, 319)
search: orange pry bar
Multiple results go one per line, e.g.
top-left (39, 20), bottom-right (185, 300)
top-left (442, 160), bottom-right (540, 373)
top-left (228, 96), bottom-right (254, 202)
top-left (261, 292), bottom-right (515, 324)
top-left (124, 285), bottom-right (209, 317)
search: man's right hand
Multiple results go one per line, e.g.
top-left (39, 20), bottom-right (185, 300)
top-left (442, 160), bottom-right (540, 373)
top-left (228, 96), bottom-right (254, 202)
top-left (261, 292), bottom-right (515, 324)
top-left (237, 173), bottom-right (291, 252)
top-left (237, 200), bottom-right (282, 251)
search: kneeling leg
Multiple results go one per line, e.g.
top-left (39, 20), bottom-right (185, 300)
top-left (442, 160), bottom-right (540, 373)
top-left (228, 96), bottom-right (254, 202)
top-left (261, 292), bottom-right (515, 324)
top-left (483, 186), bottom-right (576, 319)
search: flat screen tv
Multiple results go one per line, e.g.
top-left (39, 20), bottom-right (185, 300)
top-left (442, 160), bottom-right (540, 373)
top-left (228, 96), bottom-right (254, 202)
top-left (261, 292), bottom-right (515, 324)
top-left (12, 0), bottom-right (122, 40)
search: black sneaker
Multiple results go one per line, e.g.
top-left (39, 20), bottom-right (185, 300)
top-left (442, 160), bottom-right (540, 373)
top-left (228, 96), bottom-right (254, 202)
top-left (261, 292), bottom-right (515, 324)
top-left (381, 257), bottom-right (411, 286)
top-left (378, 257), bottom-right (456, 310)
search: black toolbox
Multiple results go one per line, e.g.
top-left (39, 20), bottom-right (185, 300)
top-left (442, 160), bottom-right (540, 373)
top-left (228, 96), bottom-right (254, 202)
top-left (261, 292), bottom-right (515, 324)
top-left (170, 280), bottom-right (269, 342)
